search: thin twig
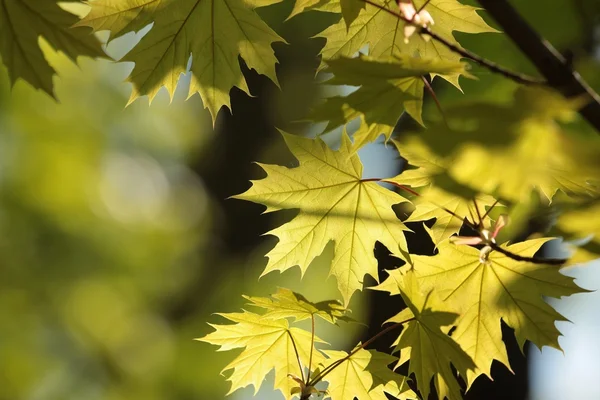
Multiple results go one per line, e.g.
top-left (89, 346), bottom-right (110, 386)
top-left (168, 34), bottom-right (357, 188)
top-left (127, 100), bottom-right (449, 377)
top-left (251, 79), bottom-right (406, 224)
top-left (422, 76), bottom-right (448, 126)
top-left (489, 242), bottom-right (567, 265)
top-left (287, 330), bottom-right (306, 383)
top-left (308, 317), bottom-right (415, 386)
top-left (306, 314), bottom-right (316, 384)
top-left (415, 0), bottom-right (432, 15)
top-left (361, 0), bottom-right (546, 86)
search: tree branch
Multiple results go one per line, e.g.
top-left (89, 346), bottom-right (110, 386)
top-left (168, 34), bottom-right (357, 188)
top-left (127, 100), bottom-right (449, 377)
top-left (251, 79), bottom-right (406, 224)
top-left (360, 0), bottom-right (545, 85)
top-left (477, 0), bottom-right (600, 133)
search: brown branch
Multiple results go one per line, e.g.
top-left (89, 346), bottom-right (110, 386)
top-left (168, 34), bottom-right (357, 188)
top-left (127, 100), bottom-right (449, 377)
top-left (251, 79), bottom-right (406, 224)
top-left (477, 0), bottom-right (600, 133)
top-left (361, 0), bottom-right (545, 86)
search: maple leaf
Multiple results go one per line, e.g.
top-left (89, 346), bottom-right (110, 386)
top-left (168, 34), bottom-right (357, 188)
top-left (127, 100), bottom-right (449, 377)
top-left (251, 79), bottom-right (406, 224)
top-left (320, 348), bottom-right (415, 400)
top-left (407, 239), bottom-right (586, 386)
top-left (290, 0), bottom-right (364, 27)
top-left (235, 132), bottom-right (412, 306)
top-left (244, 287), bottom-right (354, 324)
top-left (311, 55), bottom-right (469, 150)
top-left (316, 0), bottom-right (497, 87)
top-left (554, 199), bottom-right (600, 265)
top-left (387, 139), bottom-right (500, 246)
top-left (395, 88), bottom-right (600, 202)
top-left (198, 310), bottom-right (326, 398)
top-left (373, 269), bottom-right (475, 400)
top-left (0, 0), bottom-right (105, 96)
top-left (76, 0), bottom-right (285, 123)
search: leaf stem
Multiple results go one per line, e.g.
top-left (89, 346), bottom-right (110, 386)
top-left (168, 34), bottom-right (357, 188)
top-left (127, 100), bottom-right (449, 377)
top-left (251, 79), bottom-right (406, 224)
top-left (308, 317), bottom-right (415, 386)
top-left (306, 314), bottom-right (316, 385)
top-left (361, 178), bottom-right (421, 197)
top-left (360, 0), bottom-right (546, 86)
top-left (287, 330), bottom-right (306, 383)
top-left (421, 76), bottom-right (448, 127)
top-left (489, 242), bottom-right (567, 265)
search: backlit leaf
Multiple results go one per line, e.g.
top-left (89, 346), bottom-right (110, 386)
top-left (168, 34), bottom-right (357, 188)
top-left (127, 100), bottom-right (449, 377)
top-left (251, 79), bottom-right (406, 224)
top-left (235, 132), bottom-right (412, 305)
top-left (320, 348), bottom-right (415, 399)
top-left (375, 270), bottom-right (475, 400)
top-left (76, 0), bottom-right (285, 122)
top-left (243, 287), bottom-right (354, 324)
top-left (316, 0), bottom-right (496, 87)
top-left (408, 239), bottom-right (586, 386)
top-left (0, 0), bottom-right (105, 96)
top-left (199, 309), bottom-right (326, 398)
top-left (312, 55), bottom-right (469, 150)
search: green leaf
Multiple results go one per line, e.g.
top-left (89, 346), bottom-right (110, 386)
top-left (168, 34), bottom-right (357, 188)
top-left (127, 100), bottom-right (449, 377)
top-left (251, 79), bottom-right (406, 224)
top-left (408, 239), bottom-right (586, 386)
top-left (375, 270), bottom-right (475, 400)
top-left (311, 55), bottom-right (469, 150)
top-left (316, 0), bottom-right (497, 87)
top-left (76, 0), bottom-right (285, 123)
top-left (395, 88), bottom-right (600, 202)
top-left (320, 348), bottom-right (415, 400)
top-left (0, 0), bottom-right (105, 96)
top-left (235, 132), bottom-right (411, 305)
top-left (198, 310), bottom-right (326, 398)
top-left (554, 199), bottom-right (600, 265)
top-left (243, 287), bottom-right (354, 324)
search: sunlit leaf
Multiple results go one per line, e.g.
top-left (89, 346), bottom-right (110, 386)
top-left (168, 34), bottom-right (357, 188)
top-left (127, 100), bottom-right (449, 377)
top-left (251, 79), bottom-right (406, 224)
top-left (320, 348), bottom-right (415, 399)
top-left (312, 55), bottom-right (470, 150)
top-left (76, 0), bottom-right (285, 122)
top-left (374, 270), bottom-right (475, 400)
top-left (407, 239), bottom-right (586, 386)
top-left (199, 310), bottom-right (326, 398)
top-left (235, 132), bottom-right (412, 305)
top-left (316, 0), bottom-right (497, 87)
top-left (243, 287), bottom-right (354, 324)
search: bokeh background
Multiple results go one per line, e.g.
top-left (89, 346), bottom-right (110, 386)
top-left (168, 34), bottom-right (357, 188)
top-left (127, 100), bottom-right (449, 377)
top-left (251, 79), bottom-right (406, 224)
top-left (0, 1), bottom-right (599, 400)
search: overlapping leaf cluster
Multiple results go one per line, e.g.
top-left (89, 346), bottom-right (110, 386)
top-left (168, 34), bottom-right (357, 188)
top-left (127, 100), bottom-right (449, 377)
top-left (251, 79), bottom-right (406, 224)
top-left (2, 1), bottom-right (599, 400)
top-left (200, 288), bottom-right (415, 400)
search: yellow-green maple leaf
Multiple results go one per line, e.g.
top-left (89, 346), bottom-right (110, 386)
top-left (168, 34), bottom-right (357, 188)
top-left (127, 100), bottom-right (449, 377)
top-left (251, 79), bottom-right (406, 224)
top-left (291, 0), bottom-right (364, 27)
top-left (407, 239), bottom-right (586, 386)
top-left (198, 310), bottom-right (326, 398)
top-left (395, 88), bottom-right (600, 202)
top-left (373, 270), bottom-right (475, 400)
top-left (316, 0), bottom-right (496, 87)
top-left (0, 0), bottom-right (105, 96)
top-left (387, 139), bottom-right (499, 246)
top-left (320, 348), bottom-right (415, 400)
top-left (311, 55), bottom-right (469, 150)
top-left (76, 0), bottom-right (284, 122)
top-left (554, 199), bottom-right (600, 265)
top-left (235, 132), bottom-right (411, 306)
top-left (244, 287), bottom-right (354, 324)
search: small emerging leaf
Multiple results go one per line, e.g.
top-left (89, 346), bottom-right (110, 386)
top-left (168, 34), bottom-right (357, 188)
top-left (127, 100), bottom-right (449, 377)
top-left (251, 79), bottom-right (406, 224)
top-left (244, 287), bottom-right (354, 324)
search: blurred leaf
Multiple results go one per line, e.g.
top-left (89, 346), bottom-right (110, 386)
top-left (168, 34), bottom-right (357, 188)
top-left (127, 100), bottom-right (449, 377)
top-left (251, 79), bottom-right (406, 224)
top-left (396, 87), bottom-right (600, 202)
top-left (0, 0), bottom-right (105, 96)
